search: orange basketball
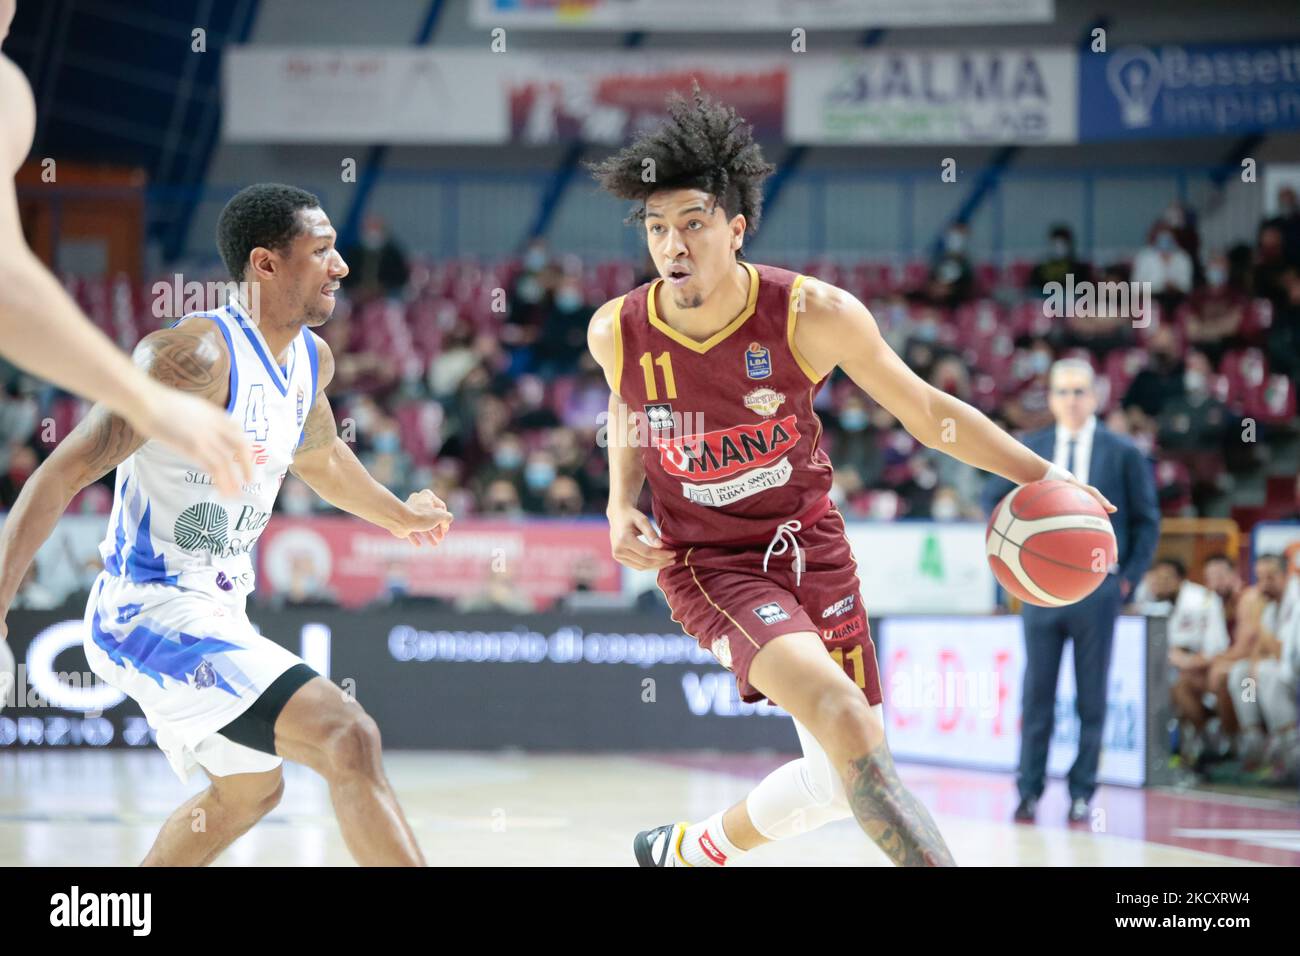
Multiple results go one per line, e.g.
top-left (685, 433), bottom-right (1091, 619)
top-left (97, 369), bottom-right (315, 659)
top-left (985, 480), bottom-right (1117, 607)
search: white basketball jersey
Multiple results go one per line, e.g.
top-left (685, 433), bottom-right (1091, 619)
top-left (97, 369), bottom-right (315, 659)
top-left (98, 298), bottom-right (320, 600)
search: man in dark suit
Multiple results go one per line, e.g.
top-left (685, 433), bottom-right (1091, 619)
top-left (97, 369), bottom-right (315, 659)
top-left (982, 358), bottom-right (1160, 824)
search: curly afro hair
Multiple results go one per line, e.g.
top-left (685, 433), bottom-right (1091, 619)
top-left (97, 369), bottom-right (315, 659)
top-left (217, 183), bottom-right (321, 281)
top-left (587, 83), bottom-right (775, 245)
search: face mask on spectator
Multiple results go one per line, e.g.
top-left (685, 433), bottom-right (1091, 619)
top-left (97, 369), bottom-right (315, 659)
top-left (1184, 370), bottom-right (1207, 395)
top-left (524, 248), bottom-right (547, 272)
top-left (1030, 351), bottom-right (1051, 374)
top-left (517, 276), bottom-right (544, 304)
top-left (373, 431), bottom-right (400, 455)
top-left (494, 447), bottom-right (523, 470)
top-left (840, 408), bottom-right (868, 431)
top-left (1155, 232), bottom-right (1175, 253)
top-left (525, 463), bottom-right (556, 490)
top-left (945, 230), bottom-right (965, 253)
top-left (1207, 266), bottom-right (1226, 287)
top-left (1051, 238), bottom-right (1070, 259)
top-left (914, 322), bottom-right (938, 343)
top-left (556, 289), bottom-right (583, 311)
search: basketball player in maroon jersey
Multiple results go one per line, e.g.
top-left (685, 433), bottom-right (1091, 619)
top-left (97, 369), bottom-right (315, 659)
top-left (586, 88), bottom-right (1115, 867)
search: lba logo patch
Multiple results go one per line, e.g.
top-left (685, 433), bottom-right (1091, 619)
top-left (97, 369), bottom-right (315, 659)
top-left (745, 342), bottom-right (772, 379)
top-left (644, 403), bottom-right (675, 431)
top-left (753, 602), bottom-right (790, 625)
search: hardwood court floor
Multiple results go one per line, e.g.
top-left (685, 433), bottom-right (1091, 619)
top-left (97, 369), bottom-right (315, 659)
top-left (1, 750), bottom-right (1296, 866)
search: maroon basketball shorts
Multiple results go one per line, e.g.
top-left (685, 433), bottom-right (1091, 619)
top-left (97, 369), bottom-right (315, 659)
top-left (657, 506), bottom-right (882, 707)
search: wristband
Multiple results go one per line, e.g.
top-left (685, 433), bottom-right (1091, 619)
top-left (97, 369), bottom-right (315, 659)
top-left (1041, 462), bottom-right (1073, 483)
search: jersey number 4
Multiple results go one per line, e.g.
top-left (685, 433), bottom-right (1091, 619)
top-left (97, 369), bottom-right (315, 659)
top-left (243, 383), bottom-right (269, 441)
top-left (638, 351), bottom-right (678, 401)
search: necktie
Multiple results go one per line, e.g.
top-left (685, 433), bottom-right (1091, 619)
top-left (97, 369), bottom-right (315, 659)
top-left (1065, 438), bottom-right (1077, 479)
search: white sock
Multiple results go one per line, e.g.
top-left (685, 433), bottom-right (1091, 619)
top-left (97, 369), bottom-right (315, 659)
top-left (680, 811), bottom-right (743, 867)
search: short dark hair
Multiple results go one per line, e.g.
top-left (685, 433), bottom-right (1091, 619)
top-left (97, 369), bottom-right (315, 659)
top-left (1155, 557), bottom-right (1187, 578)
top-left (1203, 553), bottom-right (1235, 570)
top-left (217, 183), bottom-right (321, 280)
top-left (586, 83), bottom-right (775, 241)
top-left (1255, 553), bottom-right (1285, 573)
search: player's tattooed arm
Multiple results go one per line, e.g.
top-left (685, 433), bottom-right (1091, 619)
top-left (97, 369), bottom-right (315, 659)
top-left (69, 322), bottom-right (230, 486)
top-left (0, 320), bottom-right (230, 612)
top-left (846, 746), bottom-right (957, 867)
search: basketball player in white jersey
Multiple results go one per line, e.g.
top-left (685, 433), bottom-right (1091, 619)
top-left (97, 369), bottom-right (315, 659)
top-left (0, 183), bottom-right (452, 866)
top-left (0, 0), bottom-right (251, 504)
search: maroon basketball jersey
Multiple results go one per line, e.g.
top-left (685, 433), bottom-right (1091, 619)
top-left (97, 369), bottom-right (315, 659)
top-left (613, 261), bottom-right (834, 547)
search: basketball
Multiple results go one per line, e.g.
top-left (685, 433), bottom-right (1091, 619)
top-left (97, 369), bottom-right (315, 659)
top-left (985, 480), bottom-right (1117, 607)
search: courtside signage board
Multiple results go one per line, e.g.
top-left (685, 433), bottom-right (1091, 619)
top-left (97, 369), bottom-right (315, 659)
top-left (879, 615), bottom-right (1148, 786)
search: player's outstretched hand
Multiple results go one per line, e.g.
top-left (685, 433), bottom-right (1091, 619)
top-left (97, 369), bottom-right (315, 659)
top-left (129, 389), bottom-right (254, 497)
top-left (608, 506), bottom-right (675, 571)
top-left (1069, 479), bottom-right (1116, 514)
top-left (395, 489), bottom-right (453, 548)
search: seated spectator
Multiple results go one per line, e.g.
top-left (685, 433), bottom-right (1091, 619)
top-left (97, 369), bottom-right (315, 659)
top-left (1251, 223), bottom-right (1290, 308)
top-left (1134, 558), bottom-right (1229, 766)
top-left (827, 395), bottom-right (884, 488)
top-left (1155, 352), bottom-right (1229, 453)
top-left (1059, 264), bottom-right (1134, 358)
top-left (1123, 325), bottom-right (1184, 417)
top-left (1027, 224), bottom-right (1091, 295)
top-left (929, 484), bottom-right (978, 521)
top-left (1266, 266), bottom-right (1300, 381)
top-left (474, 431), bottom-right (525, 498)
top-left (535, 277), bottom-right (592, 380)
top-left (339, 214), bottom-right (410, 303)
top-left (924, 223), bottom-right (974, 308)
top-left (480, 478), bottom-right (524, 518)
top-left (1264, 185), bottom-right (1300, 267)
top-left (1202, 554), bottom-right (1244, 641)
top-left (510, 374), bottom-right (560, 432)
top-left (1132, 221), bottom-right (1194, 314)
top-left (1228, 560), bottom-right (1298, 776)
top-left (1210, 554), bottom-right (1288, 756)
top-left (929, 355), bottom-right (971, 401)
top-left (1002, 338), bottom-right (1055, 432)
top-left (543, 475), bottom-right (585, 517)
top-left (520, 449), bottom-right (559, 513)
top-left (1185, 253), bottom-right (1246, 365)
top-left (427, 321), bottom-right (479, 400)
top-left (1162, 200), bottom-right (1201, 267)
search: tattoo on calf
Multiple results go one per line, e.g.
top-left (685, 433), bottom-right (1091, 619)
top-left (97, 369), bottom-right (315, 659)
top-left (846, 747), bottom-right (956, 867)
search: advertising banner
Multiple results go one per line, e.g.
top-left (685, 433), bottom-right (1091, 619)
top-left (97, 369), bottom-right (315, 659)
top-left (880, 615), bottom-right (1150, 786)
top-left (1250, 522), bottom-right (1300, 576)
top-left (507, 55), bottom-right (787, 144)
top-left (471, 0), bottom-right (1054, 30)
top-left (788, 47), bottom-right (1078, 144)
top-left (844, 522), bottom-right (997, 615)
top-left (3, 607), bottom-right (1158, 782)
top-left (1079, 40), bottom-right (1300, 142)
top-left (0, 608), bottom-right (797, 753)
top-left (222, 49), bottom-right (510, 143)
top-left (255, 516), bottom-right (622, 610)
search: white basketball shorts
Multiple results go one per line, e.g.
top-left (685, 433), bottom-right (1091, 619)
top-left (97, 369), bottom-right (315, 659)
top-left (83, 571), bottom-right (306, 782)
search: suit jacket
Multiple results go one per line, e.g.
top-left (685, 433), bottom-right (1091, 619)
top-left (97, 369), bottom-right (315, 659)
top-left (980, 421), bottom-right (1161, 592)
